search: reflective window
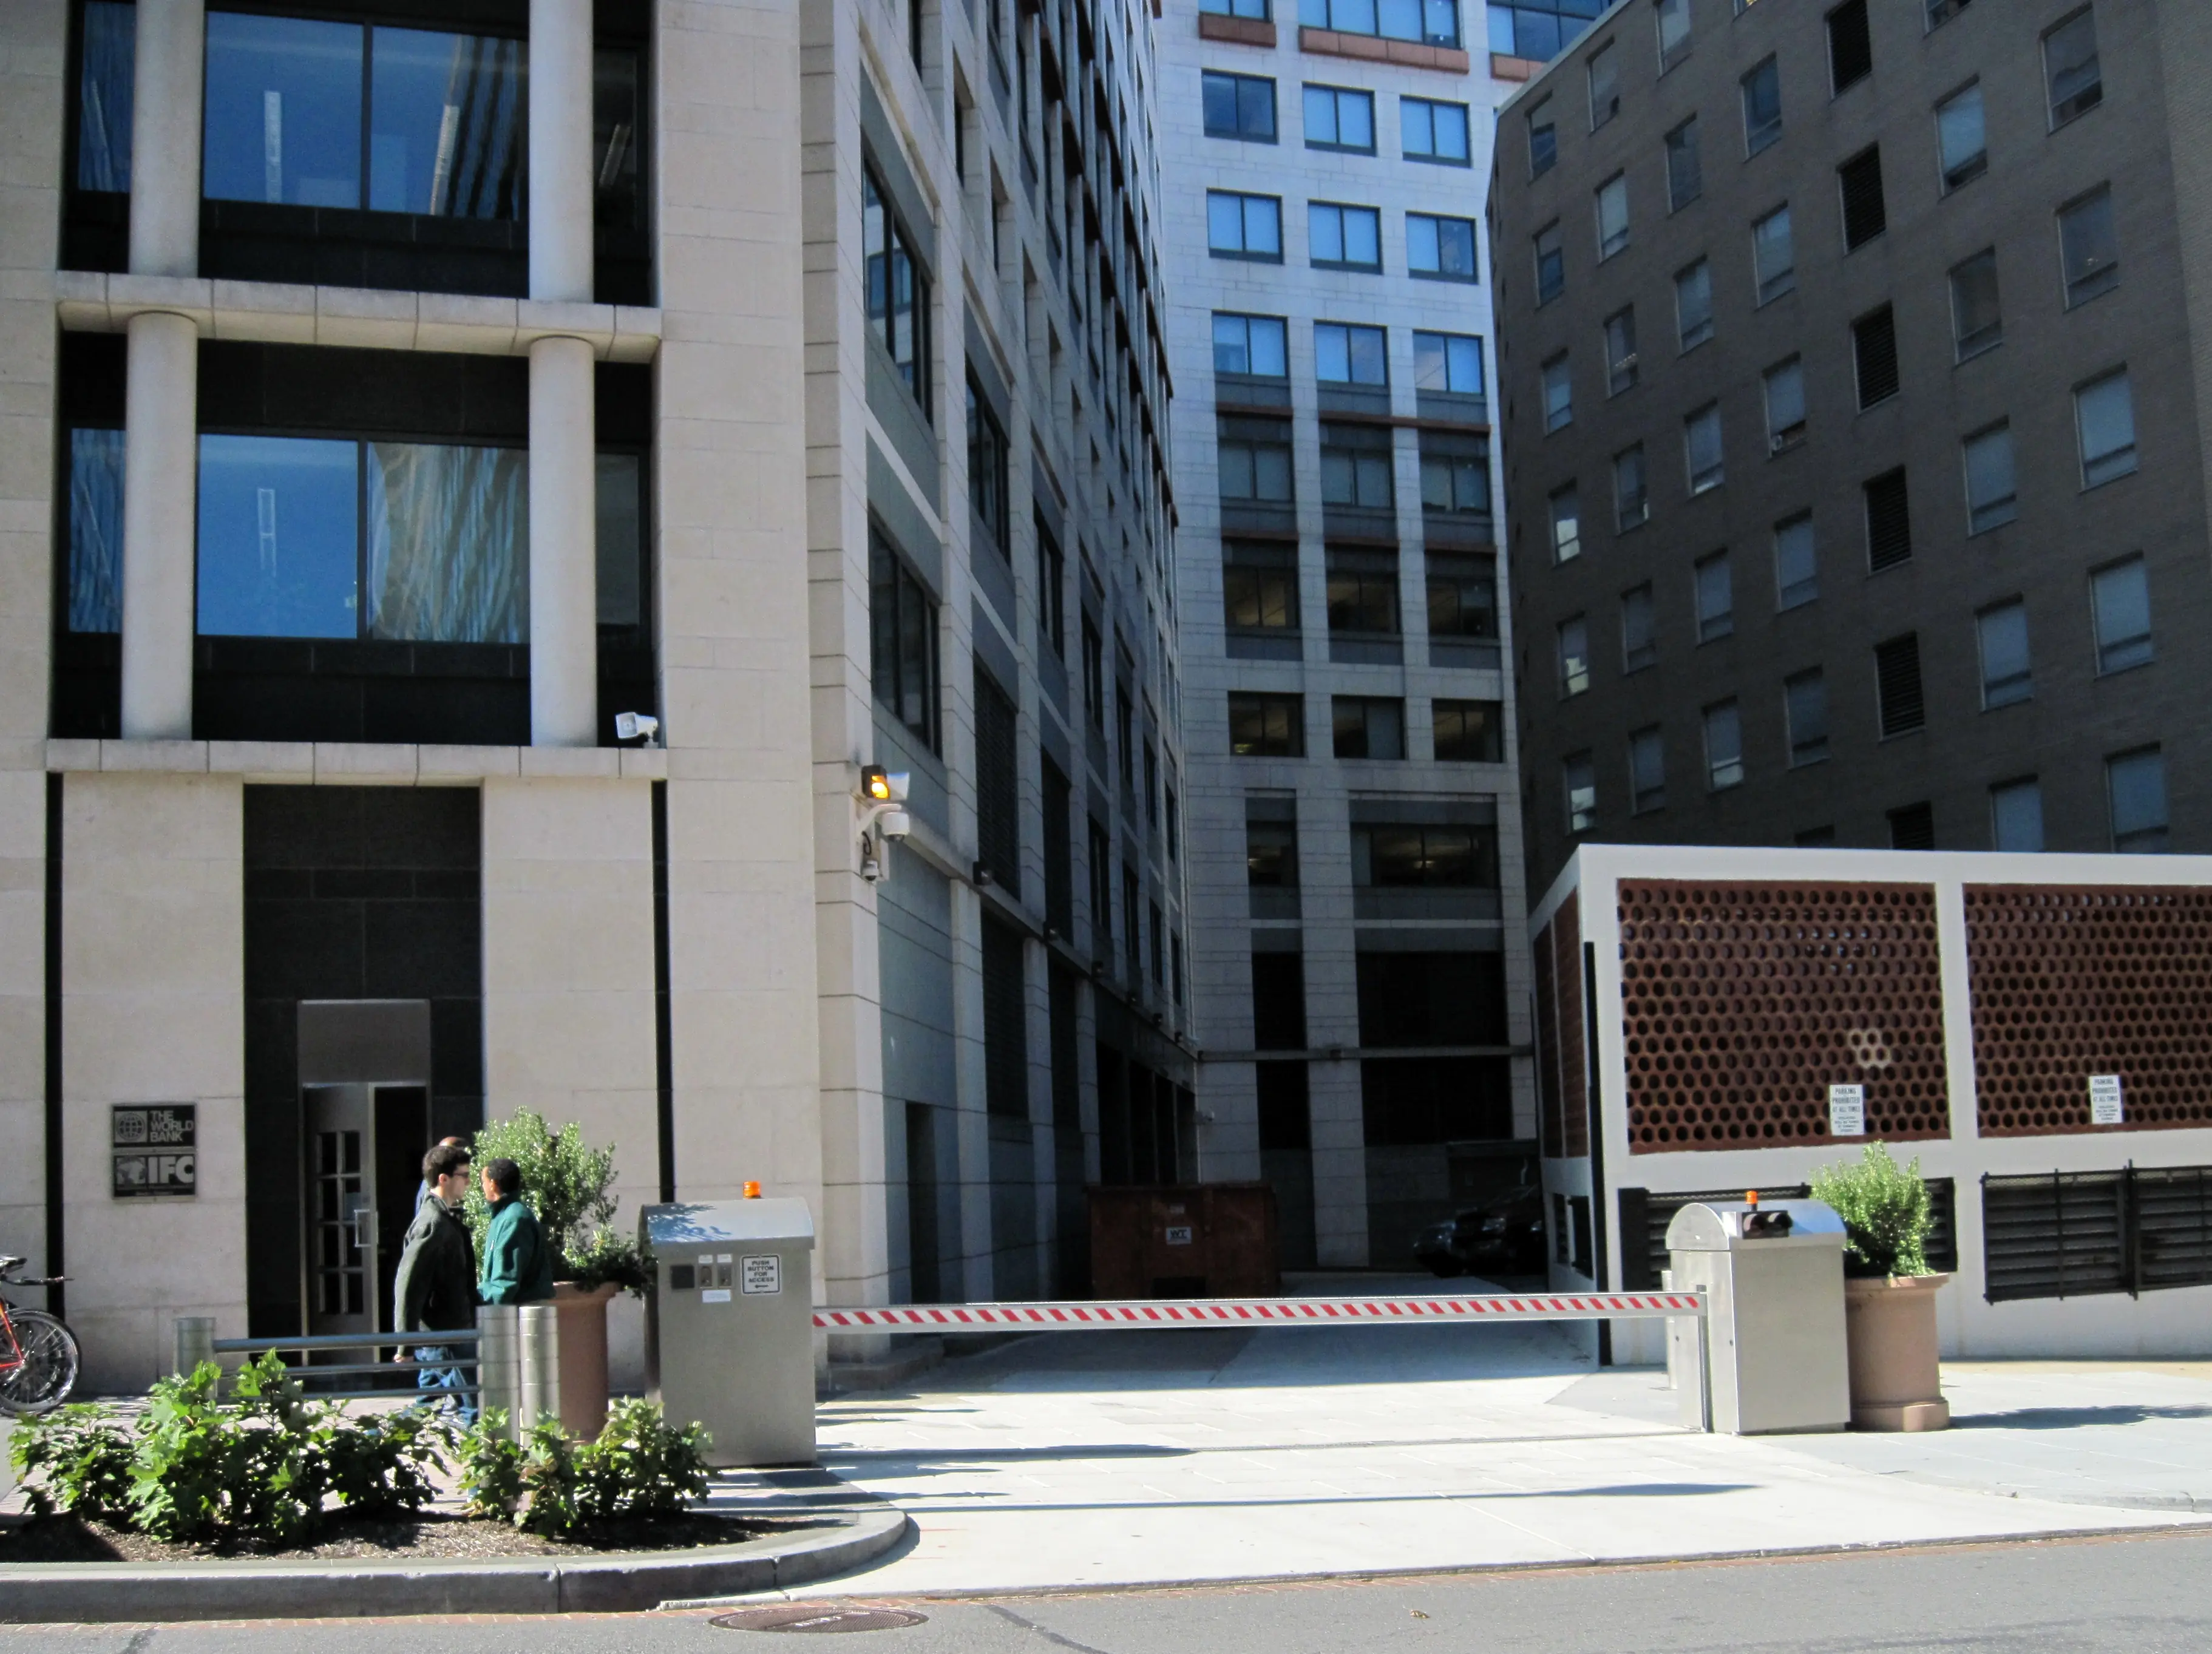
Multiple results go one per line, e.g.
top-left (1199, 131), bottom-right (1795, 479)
top-left (2044, 8), bottom-right (2102, 128)
top-left (1666, 118), bottom-right (1700, 211)
top-left (1413, 331), bottom-right (1484, 395)
top-left (1432, 701), bottom-right (1502, 762)
top-left (1564, 752), bottom-right (1595, 834)
top-left (1753, 206), bottom-right (1794, 303)
top-left (1785, 670), bottom-right (1828, 765)
top-left (1332, 696), bottom-right (1405, 759)
top-left (1534, 221), bottom-right (1564, 303)
top-left (1588, 40), bottom-right (1619, 129)
top-left (2107, 748), bottom-right (2167, 853)
top-left (1595, 174), bottom-right (1629, 259)
top-left (1304, 83), bottom-right (1374, 151)
top-left (1426, 552), bottom-right (1497, 642)
top-left (1420, 439), bottom-right (1489, 517)
top-left (1621, 582), bottom-right (1654, 670)
top-left (1655, 0), bottom-right (1692, 70)
top-left (1936, 82), bottom-right (1986, 191)
top-left (1557, 615), bottom-right (1590, 696)
top-left (1490, 1), bottom-right (1597, 64)
top-left (1213, 312), bottom-right (1289, 377)
top-left (196, 435), bottom-right (364, 639)
top-left (1208, 190), bottom-right (1284, 259)
top-left (1774, 513), bottom-right (1816, 609)
top-left (1629, 726), bottom-right (1666, 813)
top-left (1408, 212), bottom-right (1478, 281)
top-left (1205, 71), bottom-right (1279, 141)
top-left (1311, 202), bottom-right (1383, 270)
top-left (203, 13), bottom-right (365, 209)
top-left (1326, 547), bottom-right (1401, 631)
top-left (1320, 423), bottom-right (1394, 509)
top-left (1614, 444), bottom-right (1647, 529)
top-left (870, 528), bottom-right (940, 749)
top-left (1549, 484), bottom-right (1581, 564)
top-left (1742, 56), bottom-right (1782, 155)
top-left (1401, 97), bottom-right (1470, 164)
top-left (1703, 700), bottom-right (1743, 790)
top-left (1224, 543), bottom-right (1300, 632)
top-left (1765, 357), bottom-right (1806, 451)
top-left (1301, 0), bottom-right (1462, 48)
top-left (1675, 259), bottom-right (1713, 349)
top-left (1316, 322), bottom-right (1388, 385)
top-left (1527, 94), bottom-right (1556, 176)
top-left (1218, 416), bottom-right (1295, 503)
top-left (1963, 424), bottom-right (2017, 534)
top-left (865, 168), bottom-right (933, 411)
top-left (1694, 551), bottom-right (1732, 641)
top-left (2075, 370), bottom-right (2137, 487)
top-left (2059, 187), bottom-right (2120, 306)
top-left (1684, 403), bottom-right (1723, 494)
top-left (1950, 250), bottom-right (2003, 360)
top-left (2091, 557), bottom-right (2153, 674)
top-left (1990, 778), bottom-right (2044, 852)
top-left (75, 0), bottom-right (134, 192)
top-left (1230, 693), bottom-right (1303, 757)
top-left (66, 428), bottom-right (126, 634)
top-left (1542, 353), bottom-right (1572, 432)
top-left (1976, 600), bottom-right (2032, 708)
top-left (1604, 307), bottom-right (1637, 395)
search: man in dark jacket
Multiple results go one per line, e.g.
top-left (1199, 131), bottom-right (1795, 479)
top-left (478, 1156), bottom-right (555, 1304)
top-left (393, 1141), bottom-right (478, 1417)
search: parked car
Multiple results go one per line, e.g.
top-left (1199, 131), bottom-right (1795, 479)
top-left (1413, 1186), bottom-right (1547, 1278)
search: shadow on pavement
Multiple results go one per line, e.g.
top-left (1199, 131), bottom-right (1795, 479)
top-left (1953, 1403), bottom-right (2212, 1431)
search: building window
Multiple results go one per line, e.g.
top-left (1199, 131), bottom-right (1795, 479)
top-left (1976, 599), bottom-right (2032, 708)
top-left (1773, 513), bottom-right (1817, 609)
top-left (864, 168), bottom-right (932, 414)
top-left (1703, 700), bottom-right (1744, 790)
top-left (1315, 322), bottom-right (1388, 385)
top-left (975, 669), bottom-right (1021, 893)
top-left (1888, 802), bottom-right (1935, 851)
top-left (1204, 70), bottom-right (1278, 141)
top-left (1742, 57), bottom-right (1782, 156)
top-left (1655, 0), bottom-right (1692, 71)
top-left (1949, 249), bottom-right (2003, 361)
top-left (1301, 0), bottom-right (1462, 48)
top-left (1549, 483), bottom-right (1581, 564)
top-left (1493, 2), bottom-right (1595, 63)
top-left (1527, 94), bottom-right (1556, 177)
top-left (1753, 206), bottom-right (1795, 304)
top-left (1229, 691), bottom-right (1304, 756)
top-left (1675, 259), bottom-right (1714, 350)
top-left (1564, 752), bottom-right (1596, 834)
top-left (1213, 312), bottom-right (1289, 378)
top-left (72, 0), bottom-right (133, 194)
top-left (1853, 305), bottom-right (1899, 407)
top-left (1209, 190), bottom-right (1284, 260)
top-left (1613, 444), bottom-right (1647, 529)
top-left (1218, 416), bottom-right (1294, 503)
top-left (1087, 817), bottom-right (1112, 953)
top-left (1327, 546), bottom-right (1400, 637)
top-left (1621, 581), bottom-right (1655, 671)
top-left (1333, 696), bottom-right (1405, 760)
top-left (1534, 221), bottom-right (1565, 305)
top-left (2106, 747), bottom-right (2168, 853)
top-left (2044, 8), bottom-right (2102, 129)
top-left (1320, 423), bottom-right (1394, 509)
top-left (1926, 0), bottom-right (1976, 30)
top-left (1936, 81), bottom-right (1986, 191)
top-left (1838, 146), bottom-right (1886, 250)
top-left (1401, 97), bottom-right (1470, 164)
top-left (1684, 403), bottom-right (1725, 495)
top-left (967, 378), bottom-right (1010, 558)
top-left (1311, 202), bottom-right (1383, 271)
top-left (1604, 308), bottom-right (1638, 395)
top-left (1037, 517), bottom-right (1065, 657)
top-left (1408, 213), bottom-right (1479, 282)
top-left (1963, 424), bottom-right (2017, 533)
top-left (1665, 118), bottom-right (1701, 211)
top-left (1223, 541), bottom-right (1300, 636)
top-left (1556, 615), bottom-right (1590, 697)
top-left (1875, 633), bottom-right (1925, 737)
top-left (1828, 0), bottom-right (1871, 93)
top-left (1204, 0), bottom-right (1271, 17)
top-left (1353, 824), bottom-right (1494, 887)
top-left (1990, 778), bottom-right (2044, 852)
top-left (1122, 865), bottom-right (1142, 981)
top-left (1082, 615), bottom-right (1105, 730)
top-left (1150, 900), bottom-right (1166, 987)
top-left (1864, 468), bottom-right (1912, 571)
top-left (1247, 812), bottom-right (1298, 888)
top-left (1785, 669), bottom-right (1828, 765)
top-left (2075, 370), bottom-right (2137, 487)
top-left (1420, 436), bottom-right (1491, 519)
top-left (1433, 700), bottom-right (1502, 762)
top-left (1413, 331), bottom-right (1484, 395)
top-left (869, 527), bottom-right (940, 750)
top-left (1629, 725), bottom-right (1666, 813)
top-left (1763, 358), bottom-right (1807, 452)
top-left (1303, 83), bottom-right (1374, 152)
top-left (1595, 175), bottom-right (1630, 260)
top-left (2090, 555), bottom-right (2153, 674)
top-left (1541, 353), bottom-right (1573, 432)
top-left (1427, 552), bottom-right (1499, 648)
top-left (1693, 551), bottom-right (1732, 642)
top-left (1588, 39), bottom-right (1620, 129)
top-left (2058, 186), bottom-right (2119, 306)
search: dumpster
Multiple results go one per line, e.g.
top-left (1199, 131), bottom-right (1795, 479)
top-left (1088, 1183), bottom-right (1279, 1298)
top-left (642, 1197), bottom-right (816, 1466)
top-left (1665, 1196), bottom-right (1848, 1435)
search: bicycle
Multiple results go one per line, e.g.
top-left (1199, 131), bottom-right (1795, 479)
top-left (0, 1256), bottom-right (78, 1415)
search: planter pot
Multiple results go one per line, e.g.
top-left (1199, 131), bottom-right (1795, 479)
top-left (552, 1281), bottom-right (619, 1439)
top-left (1843, 1273), bottom-right (1950, 1432)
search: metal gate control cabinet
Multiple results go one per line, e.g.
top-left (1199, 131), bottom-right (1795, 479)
top-left (642, 1198), bottom-right (816, 1467)
top-left (1666, 1199), bottom-right (1848, 1434)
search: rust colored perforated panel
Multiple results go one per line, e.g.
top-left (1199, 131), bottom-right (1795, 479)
top-left (1618, 880), bottom-right (1950, 1153)
top-left (1533, 917), bottom-right (1563, 1157)
top-left (1557, 892), bottom-right (1589, 1157)
top-left (1966, 885), bottom-right (2212, 1136)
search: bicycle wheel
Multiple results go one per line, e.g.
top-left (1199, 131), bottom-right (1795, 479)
top-left (0, 1310), bottom-right (80, 1415)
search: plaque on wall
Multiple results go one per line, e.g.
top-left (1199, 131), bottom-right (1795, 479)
top-left (112, 1104), bottom-right (197, 1198)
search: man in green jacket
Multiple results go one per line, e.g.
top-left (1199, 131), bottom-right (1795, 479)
top-left (478, 1157), bottom-right (556, 1304)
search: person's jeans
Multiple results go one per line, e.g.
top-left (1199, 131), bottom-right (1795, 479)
top-left (412, 1344), bottom-right (477, 1424)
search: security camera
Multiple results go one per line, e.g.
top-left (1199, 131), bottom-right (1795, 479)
top-left (615, 711), bottom-right (660, 745)
top-left (878, 809), bottom-right (913, 841)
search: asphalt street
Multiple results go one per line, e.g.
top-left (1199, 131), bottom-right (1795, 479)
top-left (9, 1527), bottom-right (2212, 1653)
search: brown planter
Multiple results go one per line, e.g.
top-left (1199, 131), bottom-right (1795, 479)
top-left (552, 1281), bottom-right (619, 1439)
top-left (1843, 1273), bottom-right (1951, 1432)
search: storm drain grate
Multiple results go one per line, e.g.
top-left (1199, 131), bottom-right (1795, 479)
top-left (711, 1607), bottom-right (928, 1634)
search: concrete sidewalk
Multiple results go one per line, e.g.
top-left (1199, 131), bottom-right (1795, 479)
top-left (707, 1278), bottom-right (2212, 1596)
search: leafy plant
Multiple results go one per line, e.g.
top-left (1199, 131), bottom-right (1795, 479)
top-left (313, 1403), bottom-right (450, 1521)
top-left (452, 1400), bottom-right (711, 1537)
top-left (1811, 1142), bottom-right (1934, 1278)
top-left (455, 1407), bottom-right (526, 1520)
top-left (517, 1415), bottom-right (585, 1537)
top-left (9, 1405), bottom-right (135, 1519)
top-left (465, 1111), bottom-right (652, 1294)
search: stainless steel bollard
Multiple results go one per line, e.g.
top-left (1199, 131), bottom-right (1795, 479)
top-left (477, 1306), bottom-right (521, 1437)
top-left (517, 1303), bottom-right (561, 1433)
top-left (173, 1316), bottom-right (217, 1377)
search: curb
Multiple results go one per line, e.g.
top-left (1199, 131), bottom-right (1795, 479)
top-left (0, 1508), bottom-right (911, 1623)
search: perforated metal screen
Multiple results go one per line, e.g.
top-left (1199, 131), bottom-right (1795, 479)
top-left (1618, 880), bottom-right (1950, 1153)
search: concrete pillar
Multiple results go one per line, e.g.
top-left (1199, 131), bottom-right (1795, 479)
top-left (529, 0), bottom-right (595, 303)
top-left (129, 0), bottom-right (206, 277)
top-left (120, 311), bottom-right (199, 741)
top-left (529, 335), bottom-right (597, 745)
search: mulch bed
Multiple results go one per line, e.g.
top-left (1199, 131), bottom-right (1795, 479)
top-left (0, 1511), bottom-right (771, 1565)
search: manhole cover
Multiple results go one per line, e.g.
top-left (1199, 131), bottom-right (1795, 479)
top-left (711, 1607), bottom-right (928, 1634)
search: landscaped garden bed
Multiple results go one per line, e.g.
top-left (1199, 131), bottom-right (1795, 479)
top-left (0, 1509), bottom-right (768, 1564)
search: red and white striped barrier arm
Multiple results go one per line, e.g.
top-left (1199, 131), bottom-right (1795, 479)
top-left (813, 1292), bottom-right (1703, 1332)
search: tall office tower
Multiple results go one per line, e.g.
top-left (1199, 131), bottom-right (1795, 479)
top-left (1491, 0), bottom-right (2212, 898)
top-left (5, 0), bottom-right (1180, 1387)
top-left (1159, 0), bottom-right (1534, 1270)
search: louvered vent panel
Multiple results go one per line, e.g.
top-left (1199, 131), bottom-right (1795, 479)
top-left (1982, 1171), bottom-right (2128, 1303)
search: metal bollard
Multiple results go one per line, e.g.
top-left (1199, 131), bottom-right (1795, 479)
top-left (518, 1303), bottom-right (561, 1433)
top-left (477, 1306), bottom-right (521, 1438)
top-left (174, 1316), bottom-right (217, 1377)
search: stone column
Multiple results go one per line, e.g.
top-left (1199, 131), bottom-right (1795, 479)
top-left (528, 0), bottom-right (599, 745)
top-left (120, 311), bottom-right (198, 740)
top-left (129, 0), bottom-right (205, 277)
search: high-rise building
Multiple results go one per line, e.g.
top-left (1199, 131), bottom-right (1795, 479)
top-left (1162, 0), bottom-right (1534, 1268)
top-left (1491, 0), bottom-right (2212, 899)
top-left (4, 0), bottom-right (1181, 1386)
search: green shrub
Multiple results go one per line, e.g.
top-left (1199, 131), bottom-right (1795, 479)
top-left (312, 1403), bottom-right (450, 1522)
top-left (1811, 1142), bottom-right (1934, 1278)
top-left (455, 1406), bottom-right (526, 1520)
top-left (465, 1110), bottom-right (651, 1294)
top-left (9, 1405), bottom-right (134, 1519)
top-left (454, 1399), bottom-right (711, 1537)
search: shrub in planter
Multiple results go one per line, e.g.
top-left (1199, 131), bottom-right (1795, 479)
top-left (458, 1398), bottom-right (711, 1539)
top-left (10, 1406), bottom-right (134, 1520)
top-left (464, 1111), bottom-right (651, 1293)
top-left (1811, 1142), bottom-right (1950, 1433)
top-left (1810, 1141), bottom-right (1932, 1278)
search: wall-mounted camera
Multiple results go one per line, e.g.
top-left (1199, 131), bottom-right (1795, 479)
top-left (855, 765), bottom-right (912, 883)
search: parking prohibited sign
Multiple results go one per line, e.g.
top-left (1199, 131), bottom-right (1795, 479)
top-left (2089, 1074), bottom-right (2124, 1126)
top-left (1827, 1083), bottom-right (1866, 1137)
